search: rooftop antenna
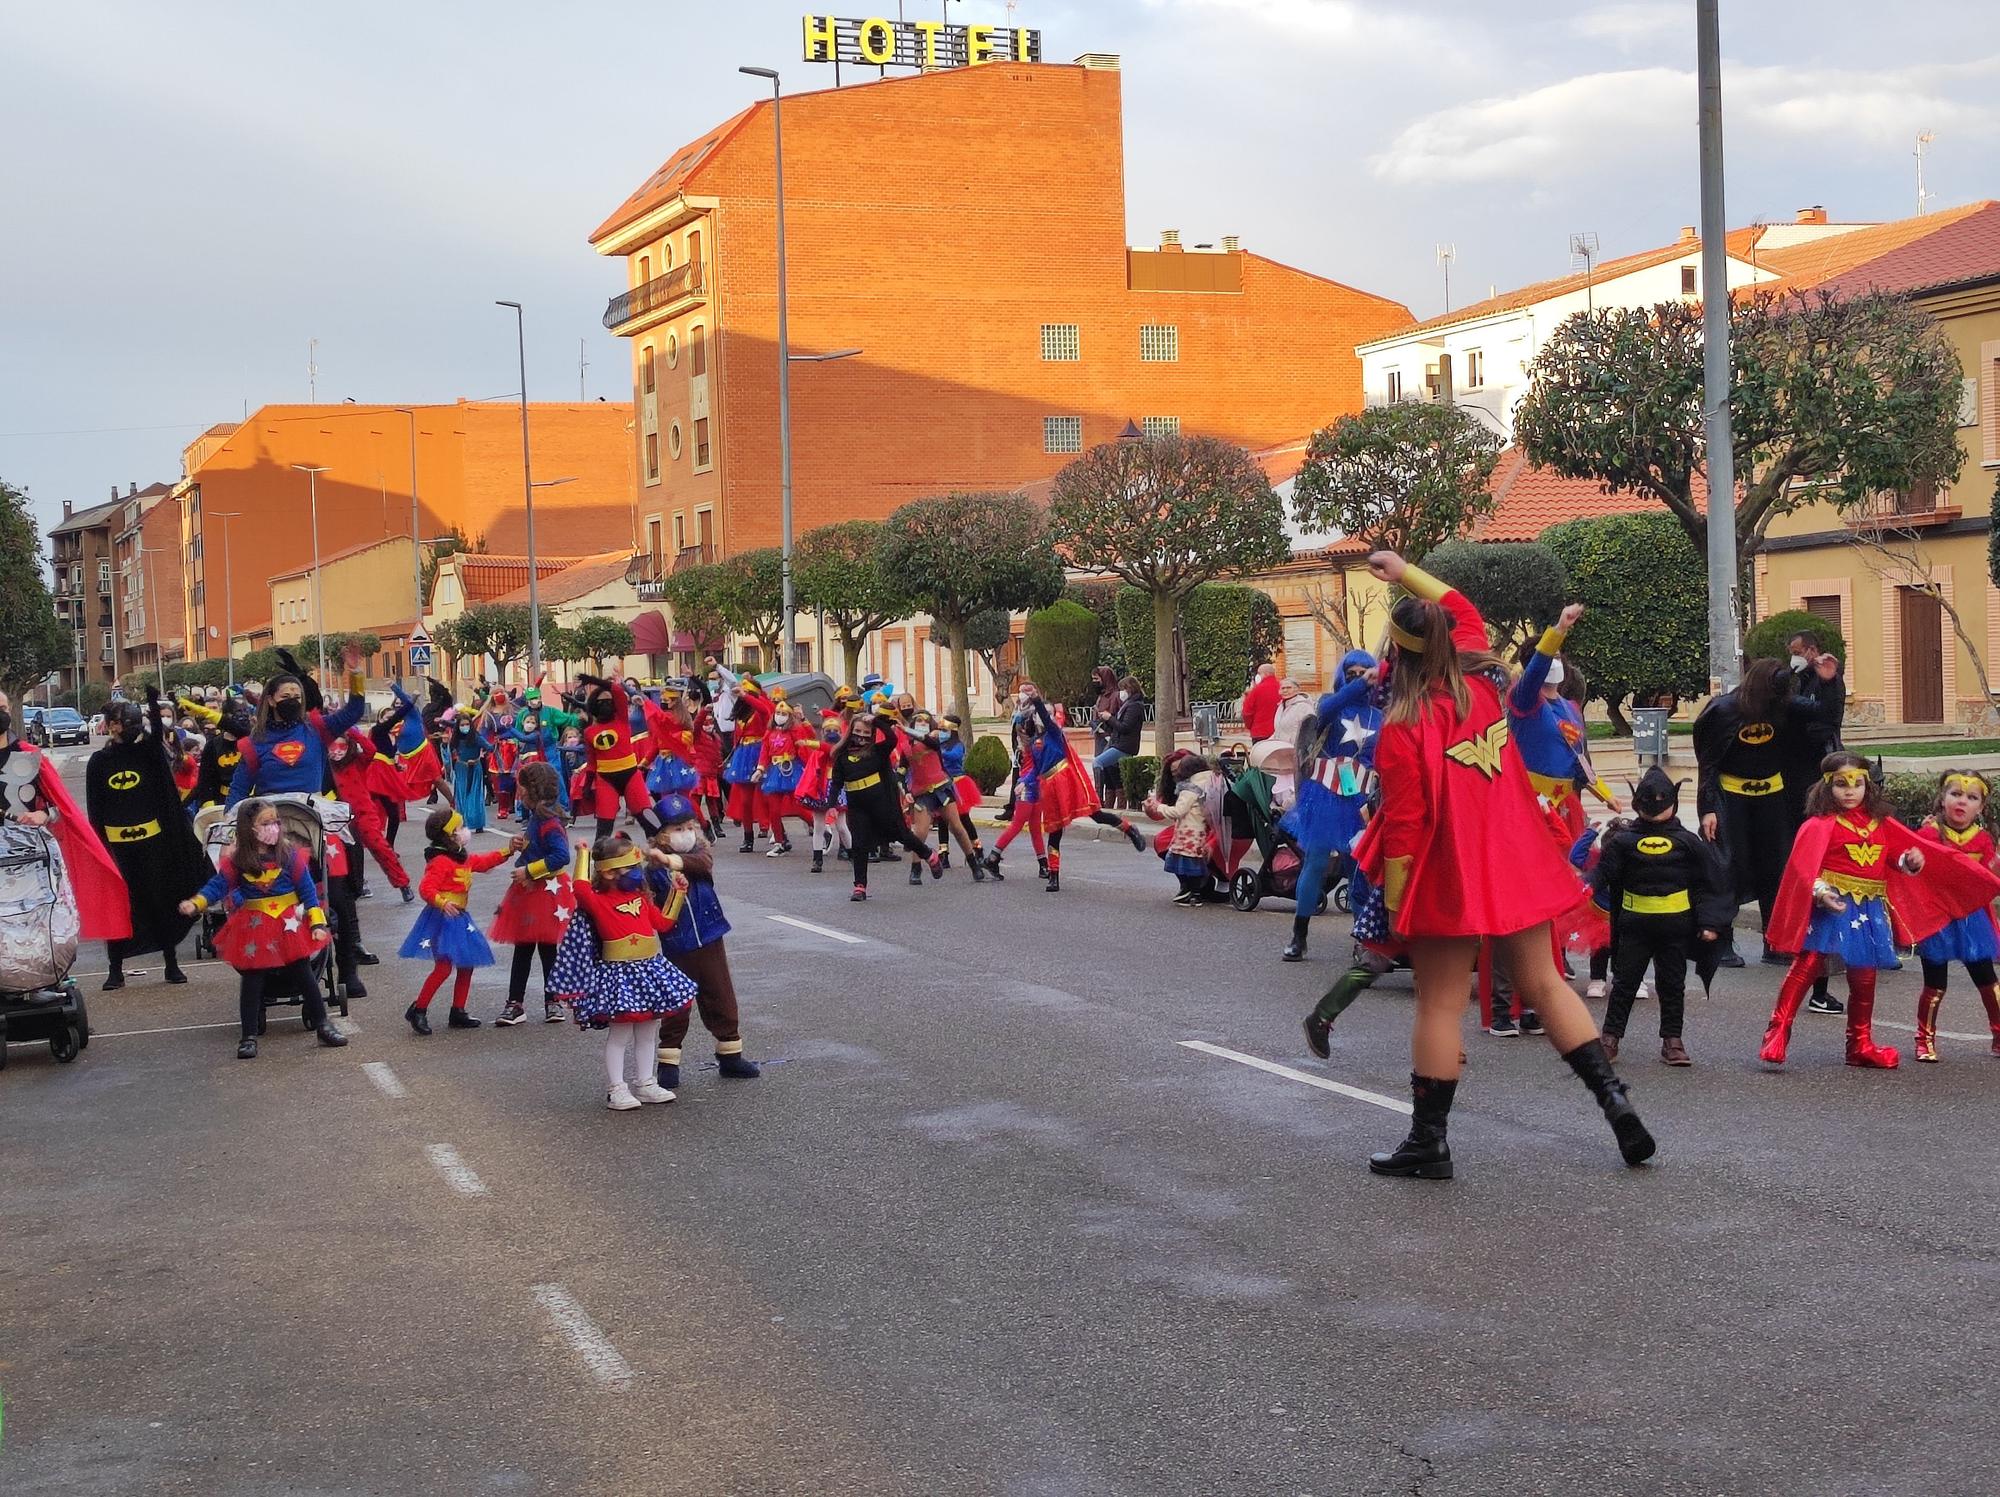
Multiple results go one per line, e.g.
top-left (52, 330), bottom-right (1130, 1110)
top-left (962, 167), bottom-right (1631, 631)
top-left (1915, 129), bottom-right (1935, 215)
top-left (579, 337), bottom-right (588, 400)
top-left (308, 337), bottom-right (318, 403)
top-left (1569, 231), bottom-right (1600, 310)
top-left (1435, 243), bottom-right (1456, 313)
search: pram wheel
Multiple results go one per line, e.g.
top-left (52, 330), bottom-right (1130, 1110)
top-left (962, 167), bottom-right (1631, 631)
top-left (50, 1027), bottom-right (80, 1063)
top-left (1230, 868), bottom-right (1261, 912)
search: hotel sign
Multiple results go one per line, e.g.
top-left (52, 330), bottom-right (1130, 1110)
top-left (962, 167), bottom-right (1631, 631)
top-left (802, 14), bottom-right (1043, 70)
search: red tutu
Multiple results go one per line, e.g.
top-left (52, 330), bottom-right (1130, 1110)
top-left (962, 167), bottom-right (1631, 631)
top-left (726, 782), bottom-right (758, 823)
top-left (399, 743), bottom-right (443, 799)
top-left (367, 756), bottom-right (412, 804)
top-left (214, 901), bottom-right (325, 970)
top-left (489, 872), bottom-right (577, 946)
top-left (1037, 751), bottom-right (1100, 829)
top-left (952, 774), bottom-right (982, 815)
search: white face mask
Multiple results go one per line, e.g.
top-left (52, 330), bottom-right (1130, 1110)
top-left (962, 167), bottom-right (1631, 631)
top-left (254, 821), bottom-right (282, 847)
top-left (666, 829), bottom-right (701, 852)
top-left (454, 827), bottom-right (472, 849)
top-left (1790, 654), bottom-right (1808, 671)
top-left (1118, 690), bottom-right (1129, 701)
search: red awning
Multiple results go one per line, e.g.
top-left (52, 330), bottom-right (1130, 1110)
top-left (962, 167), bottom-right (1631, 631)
top-left (630, 610), bottom-right (670, 655)
top-left (669, 631), bottom-right (696, 651)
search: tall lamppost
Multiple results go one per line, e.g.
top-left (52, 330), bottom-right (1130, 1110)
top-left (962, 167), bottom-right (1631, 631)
top-left (210, 510), bottom-right (241, 690)
top-left (495, 301), bottom-right (542, 679)
top-left (392, 406), bottom-right (423, 672)
top-left (292, 464), bottom-right (329, 675)
top-left (738, 65), bottom-right (797, 669)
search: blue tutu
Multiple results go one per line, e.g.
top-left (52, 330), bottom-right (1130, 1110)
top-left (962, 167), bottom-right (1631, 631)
top-left (1916, 908), bottom-right (2000, 966)
top-left (400, 903), bottom-right (496, 967)
top-left (760, 755), bottom-right (804, 797)
top-left (1164, 852), bottom-right (1209, 878)
top-left (647, 753), bottom-right (700, 799)
top-left (549, 916), bottom-right (695, 1029)
top-left (1281, 775), bottom-right (1365, 857)
top-left (1805, 895), bottom-right (1899, 968)
top-left (722, 741), bottom-right (762, 785)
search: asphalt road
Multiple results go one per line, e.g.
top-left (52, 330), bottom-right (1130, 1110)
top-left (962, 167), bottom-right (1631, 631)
top-left (4, 768), bottom-right (1999, 1496)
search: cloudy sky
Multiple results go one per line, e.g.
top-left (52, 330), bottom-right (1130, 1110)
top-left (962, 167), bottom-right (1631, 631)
top-left (3, 0), bottom-right (1994, 531)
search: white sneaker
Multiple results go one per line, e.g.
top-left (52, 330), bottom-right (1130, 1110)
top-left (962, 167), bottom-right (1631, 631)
top-left (605, 1084), bottom-right (642, 1111)
top-left (765, 843), bottom-right (785, 857)
top-left (1637, 979), bottom-right (1655, 1001)
top-left (633, 1080), bottom-right (677, 1104)
top-left (1586, 980), bottom-right (1607, 1000)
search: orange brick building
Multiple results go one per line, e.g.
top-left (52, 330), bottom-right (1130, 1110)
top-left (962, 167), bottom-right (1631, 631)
top-left (174, 401), bottom-right (637, 662)
top-left (589, 58), bottom-right (1410, 584)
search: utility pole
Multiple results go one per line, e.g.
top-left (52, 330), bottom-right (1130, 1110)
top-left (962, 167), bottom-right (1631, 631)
top-left (579, 338), bottom-right (588, 400)
top-left (1696, 0), bottom-right (1739, 691)
top-left (293, 465), bottom-right (330, 676)
top-left (308, 337), bottom-right (318, 403)
top-left (1435, 243), bottom-right (1455, 313)
top-left (496, 302), bottom-right (542, 681)
top-left (740, 66), bottom-right (797, 670)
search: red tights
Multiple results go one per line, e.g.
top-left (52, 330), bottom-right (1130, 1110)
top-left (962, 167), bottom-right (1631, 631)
top-left (993, 800), bottom-right (1045, 855)
top-left (415, 960), bottom-right (474, 1011)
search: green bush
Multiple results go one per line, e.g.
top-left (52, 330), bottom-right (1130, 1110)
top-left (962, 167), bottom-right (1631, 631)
top-left (1881, 768), bottom-right (2000, 834)
top-left (1063, 579), bottom-right (1127, 679)
top-left (1745, 609), bottom-right (1847, 668)
top-left (964, 734), bottom-right (1013, 794)
top-left (1541, 513), bottom-right (1709, 730)
top-left (1120, 754), bottom-right (1160, 804)
top-left (1419, 540), bottom-right (1570, 649)
top-left (1024, 598), bottom-right (1099, 710)
top-left (1114, 584), bottom-right (1282, 701)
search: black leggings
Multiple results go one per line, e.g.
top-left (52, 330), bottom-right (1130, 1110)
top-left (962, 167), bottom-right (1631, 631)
top-left (847, 801), bottom-right (930, 888)
top-left (239, 960), bottom-right (322, 1039)
top-left (508, 942), bottom-right (558, 1004)
top-left (376, 795), bottom-right (403, 852)
top-left (1921, 957), bottom-right (1997, 991)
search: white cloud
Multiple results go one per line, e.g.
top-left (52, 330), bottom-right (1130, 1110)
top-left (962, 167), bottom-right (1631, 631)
top-left (1139, 0), bottom-right (1450, 53)
top-left (1570, 3), bottom-right (1682, 50)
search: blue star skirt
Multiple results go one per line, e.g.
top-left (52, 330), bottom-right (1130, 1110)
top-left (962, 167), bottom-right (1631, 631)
top-left (549, 916), bottom-right (694, 1029)
top-left (1916, 907), bottom-right (2000, 966)
top-left (1805, 895), bottom-right (1898, 968)
top-left (400, 903), bottom-right (497, 968)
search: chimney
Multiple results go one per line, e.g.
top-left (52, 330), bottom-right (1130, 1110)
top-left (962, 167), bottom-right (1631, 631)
top-left (1221, 235), bottom-right (1240, 253)
top-left (1073, 53), bottom-right (1120, 70)
top-left (127, 482), bottom-right (136, 497)
top-left (1160, 229), bottom-right (1182, 252)
top-left (62, 500), bottom-right (72, 521)
top-left (1678, 225), bottom-right (1698, 244)
top-left (110, 485), bottom-right (117, 502)
top-left (1796, 204), bottom-right (1828, 225)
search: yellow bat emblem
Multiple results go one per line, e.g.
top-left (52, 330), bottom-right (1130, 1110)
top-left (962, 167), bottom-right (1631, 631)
top-left (1636, 835), bottom-right (1674, 855)
top-left (1737, 722), bottom-right (1775, 746)
top-left (108, 770), bottom-right (141, 791)
top-left (109, 825), bottom-right (150, 841)
top-left (1443, 718), bottom-right (1509, 779)
top-left (1845, 843), bottom-right (1884, 867)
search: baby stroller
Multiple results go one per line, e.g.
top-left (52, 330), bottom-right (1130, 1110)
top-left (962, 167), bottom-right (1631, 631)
top-left (1224, 750), bottom-right (1328, 915)
top-left (0, 820), bottom-right (89, 1068)
top-left (192, 794), bottom-right (349, 1021)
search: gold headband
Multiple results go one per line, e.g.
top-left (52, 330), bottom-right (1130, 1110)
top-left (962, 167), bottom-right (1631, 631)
top-left (595, 849), bottom-right (641, 873)
top-left (442, 811), bottom-right (463, 836)
top-left (1387, 619), bottom-right (1426, 653)
top-left (1823, 769), bottom-right (1869, 789)
top-left (1944, 772), bottom-right (1991, 797)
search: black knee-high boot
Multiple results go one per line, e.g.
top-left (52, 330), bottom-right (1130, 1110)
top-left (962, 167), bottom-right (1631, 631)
top-left (1368, 1073), bottom-right (1456, 1178)
top-left (1281, 916), bottom-right (1309, 962)
top-left (1561, 1038), bottom-right (1656, 1166)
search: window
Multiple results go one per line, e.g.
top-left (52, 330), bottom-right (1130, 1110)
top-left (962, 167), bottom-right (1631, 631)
top-left (696, 508), bottom-right (714, 550)
top-left (666, 332), bottom-right (679, 369)
top-left (691, 324), bottom-right (707, 376)
top-left (1040, 324), bottom-right (1080, 362)
top-left (1141, 416), bottom-right (1180, 438)
top-left (1464, 349), bottom-right (1485, 389)
top-left (660, 241), bottom-right (673, 269)
top-left (102, 630), bottom-right (113, 654)
top-left (1802, 594), bottom-right (1843, 638)
top-left (672, 513), bottom-right (686, 552)
top-left (1043, 415), bottom-right (1083, 453)
top-left (638, 254), bottom-right (652, 284)
top-left (687, 228), bottom-right (702, 271)
top-left (1680, 265), bottom-right (1698, 296)
top-left (1139, 325), bottom-right (1178, 362)
top-left (641, 345), bottom-right (656, 394)
top-left (644, 431), bottom-right (660, 482)
top-left (668, 421), bottom-right (683, 459)
top-left (646, 518), bottom-right (663, 571)
top-left (694, 417), bottom-right (711, 469)
top-left (97, 561), bottom-right (111, 593)
top-left (1385, 370), bottom-right (1403, 403)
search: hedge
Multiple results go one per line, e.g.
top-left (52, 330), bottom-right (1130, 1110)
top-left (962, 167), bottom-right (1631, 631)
top-left (1114, 584), bottom-right (1282, 703)
top-left (1540, 513), bottom-right (1708, 728)
top-left (1063, 579), bottom-right (1128, 679)
top-left (1881, 769), bottom-right (2000, 835)
top-left (1023, 599), bottom-right (1099, 711)
top-left (964, 734), bottom-right (1013, 794)
top-left (1745, 609), bottom-right (1847, 668)
top-left (1119, 754), bottom-right (1160, 804)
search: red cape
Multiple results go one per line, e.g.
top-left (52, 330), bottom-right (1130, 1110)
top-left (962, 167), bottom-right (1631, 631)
top-left (1767, 814), bottom-right (2000, 954)
top-left (39, 758), bottom-right (132, 943)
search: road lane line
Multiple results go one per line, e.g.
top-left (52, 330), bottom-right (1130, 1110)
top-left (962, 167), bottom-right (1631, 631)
top-left (362, 1061), bottom-right (408, 1098)
top-left (90, 1020), bottom-right (242, 1038)
top-left (1872, 1020), bottom-right (1992, 1044)
top-left (763, 913), bottom-right (866, 945)
top-left (531, 1283), bottom-right (634, 1389)
top-left (424, 1143), bottom-right (488, 1196)
top-left (1179, 1040), bottom-right (1413, 1115)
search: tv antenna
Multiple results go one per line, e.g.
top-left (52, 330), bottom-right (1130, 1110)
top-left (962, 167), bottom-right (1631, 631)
top-left (1569, 231), bottom-right (1600, 310)
top-left (1915, 129), bottom-right (1935, 215)
top-left (1435, 243), bottom-right (1456, 312)
top-left (308, 337), bottom-right (318, 403)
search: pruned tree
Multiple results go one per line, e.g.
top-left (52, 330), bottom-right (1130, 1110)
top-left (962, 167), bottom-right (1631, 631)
top-left (1419, 540), bottom-right (1570, 652)
top-left (1049, 434), bottom-right (1290, 755)
top-left (1290, 401), bottom-right (1503, 562)
top-left (1541, 513), bottom-right (1709, 731)
top-left (539, 624), bottom-right (583, 673)
top-left (716, 547), bottom-right (786, 667)
top-left (573, 615), bottom-right (635, 673)
top-left (0, 478), bottom-right (74, 698)
top-left (659, 563), bottom-right (732, 664)
top-left (793, 519), bottom-right (916, 684)
top-left (878, 491), bottom-right (1065, 730)
top-left (1516, 290), bottom-right (1965, 583)
top-left (967, 606), bottom-right (1019, 708)
top-left (440, 603), bottom-right (553, 687)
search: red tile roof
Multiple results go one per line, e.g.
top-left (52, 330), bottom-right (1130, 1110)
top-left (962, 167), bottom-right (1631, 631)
top-left (489, 550), bottom-right (636, 607)
top-left (1751, 201), bottom-right (1994, 294)
top-left (1811, 201), bottom-right (2000, 299)
top-left (451, 554), bottom-right (589, 606)
top-left (1472, 447), bottom-right (1708, 542)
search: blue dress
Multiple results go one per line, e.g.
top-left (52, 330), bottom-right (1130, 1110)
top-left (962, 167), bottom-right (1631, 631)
top-left (1283, 655), bottom-right (1380, 858)
top-left (1805, 896), bottom-right (1900, 968)
top-left (400, 903), bottom-right (496, 967)
top-left (448, 729), bottom-right (491, 832)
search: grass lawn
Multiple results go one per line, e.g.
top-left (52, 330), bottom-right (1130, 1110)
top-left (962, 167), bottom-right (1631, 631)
top-left (1873, 738), bottom-right (2000, 757)
top-left (1588, 721), bottom-right (1694, 740)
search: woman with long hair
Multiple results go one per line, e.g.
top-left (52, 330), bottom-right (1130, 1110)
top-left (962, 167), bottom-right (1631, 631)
top-left (1351, 552), bottom-right (1654, 1178)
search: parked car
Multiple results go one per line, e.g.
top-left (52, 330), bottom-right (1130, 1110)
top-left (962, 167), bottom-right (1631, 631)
top-left (20, 707), bottom-right (46, 747)
top-left (41, 708), bottom-right (90, 747)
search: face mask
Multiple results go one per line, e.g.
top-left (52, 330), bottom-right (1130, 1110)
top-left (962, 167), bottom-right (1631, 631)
top-left (521, 718), bottom-right (538, 736)
top-left (275, 698), bottom-right (303, 725)
top-left (454, 827), bottom-right (472, 849)
top-left (1118, 690), bottom-right (1129, 701)
top-left (667, 829), bottom-right (701, 852)
top-left (0, 710), bottom-right (11, 738)
top-left (614, 867), bottom-right (645, 891)
top-left (255, 822), bottom-right (282, 847)
top-left (591, 699), bottom-right (616, 723)
top-left (1790, 654), bottom-right (1808, 671)
top-left (774, 713), bottom-right (792, 728)
top-left (911, 723), bottom-right (931, 739)
top-left (330, 745), bottom-right (348, 763)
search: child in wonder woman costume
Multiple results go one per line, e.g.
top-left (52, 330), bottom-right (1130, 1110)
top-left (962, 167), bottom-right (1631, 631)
top-left (1351, 551), bottom-right (1654, 1178)
top-left (1760, 753), bottom-right (2000, 1069)
top-left (1913, 770), bottom-right (2000, 1061)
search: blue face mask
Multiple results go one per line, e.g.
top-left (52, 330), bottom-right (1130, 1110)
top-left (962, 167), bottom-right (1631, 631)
top-left (615, 868), bottom-right (645, 892)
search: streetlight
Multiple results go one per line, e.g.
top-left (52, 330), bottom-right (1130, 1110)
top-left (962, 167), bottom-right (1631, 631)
top-left (495, 301), bottom-right (542, 680)
top-left (292, 465), bottom-right (329, 676)
top-left (739, 65), bottom-right (797, 669)
top-left (392, 406), bottom-right (423, 671)
top-left (210, 510), bottom-right (241, 690)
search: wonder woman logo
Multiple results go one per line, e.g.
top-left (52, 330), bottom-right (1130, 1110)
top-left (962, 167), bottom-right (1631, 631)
top-left (1443, 719), bottom-right (1509, 779)
top-left (107, 770), bottom-right (141, 791)
top-left (614, 897), bottom-right (644, 916)
top-left (1738, 722), bottom-right (1775, 746)
top-left (1845, 843), bottom-right (1884, 868)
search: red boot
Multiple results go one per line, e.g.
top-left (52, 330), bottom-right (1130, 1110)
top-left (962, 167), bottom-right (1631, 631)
top-left (1914, 987), bottom-right (1945, 1063)
top-left (1760, 953), bottom-right (1821, 1065)
top-left (1980, 984), bottom-right (2000, 1058)
top-left (1843, 968), bottom-right (1899, 1069)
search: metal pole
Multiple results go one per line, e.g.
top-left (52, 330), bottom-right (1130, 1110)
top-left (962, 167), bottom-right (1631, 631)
top-left (771, 77), bottom-right (796, 671)
top-left (222, 516), bottom-right (235, 691)
top-left (294, 465), bottom-right (330, 677)
top-left (401, 407), bottom-right (422, 683)
top-left (1697, 0), bottom-right (1739, 692)
top-left (498, 302), bottom-right (541, 682)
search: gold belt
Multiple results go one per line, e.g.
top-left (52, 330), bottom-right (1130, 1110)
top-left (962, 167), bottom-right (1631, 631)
top-left (103, 820), bottom-right (161, 843)
top-left (1721, 771), bottom-right (1783, 796)
top-left (845, 772), bottom-right (882, 791)
top-left (243, 893), bottom-right (299, 918)
top-left (601, 934), bottom-right (657, 962)
top-left (1825, 871), bottom-right (1887, 900)
top-left (595, 753), bottom-right (638, 774)
top-left (1622, 889), bottom-right (1691, 914)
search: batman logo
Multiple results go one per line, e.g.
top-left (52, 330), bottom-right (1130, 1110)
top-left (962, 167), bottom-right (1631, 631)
top-left (218, 753), bottom-right (241, 769)
top-left (592, 730), bottom-right (620, 751)
top-left (1637, 835), bottom-right (1674, 855)
top-left (107, 770), bottom-right (141, 791)
top-left (1737, 722), bottom-right (1775, 746)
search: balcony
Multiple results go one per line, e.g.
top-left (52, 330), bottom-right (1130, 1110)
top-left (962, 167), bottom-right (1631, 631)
top-left (1846, 483), bottom-right (1960, 531)
top-left (602, 261), bottom-right (706, 334)
top-left (672, 543), bottom-right (713, 573)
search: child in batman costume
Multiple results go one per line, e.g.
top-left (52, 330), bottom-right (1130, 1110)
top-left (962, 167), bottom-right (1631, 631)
top-left (1911, 770), bottom-right (2000, 1061)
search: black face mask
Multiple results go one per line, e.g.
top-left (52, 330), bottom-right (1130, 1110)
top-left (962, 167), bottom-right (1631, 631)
top-left (274, 699), bottom-right (304, 725)
top-left (591, 699), bottom-right (617, 723)
top-left (0, 710), bottom-right (12, 739)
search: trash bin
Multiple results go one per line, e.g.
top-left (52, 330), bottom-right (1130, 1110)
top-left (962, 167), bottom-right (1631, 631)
top-left (1192, 705), bottom-right (1220, 745)
top-left (1632, 707), bottom-right (1671, 767)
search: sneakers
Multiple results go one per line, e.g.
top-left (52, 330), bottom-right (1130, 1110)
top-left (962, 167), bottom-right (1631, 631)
top-left (811, 850), bottom-right (824, 874)
top-left (767, 841), bottom-right (786, 858)
top-left (606, 1084), bottom-right (642, 1111)
top-left (1585, 979), bottom-right (1607, 1000)
top-left (928, 852), bottom-right (945, 881)
top-left (1485, 1016), bottom-right (1521, 1038)
top-left (633, 1080), bottom-right (677, 1104)
top-left (851, 885), bottom-right (867, 902)
top-left (404, 1002), bottom-right (433, 1037)
top-left (1520, 1009), bottom-right (1545, 1036)
top-left (237, 1037), bottom-right (258, 1059)
top-left (496, 1001), bottom-right (527, 1027)
top-left (401, 885), bottom-right (417, 903)
top-left (1806, 992), bottom-right (1845, 1014)
top-left (908, 861), bottom-right (924, 886)
top-left (1171, 890), bottom-right (1198, 906)
top-left (1635, 979), bottom-right (1655, 1003)
top-left (446, 1007), bottom-right (481, 1030)
top-left (543, 998), bottom-right (566, 1023)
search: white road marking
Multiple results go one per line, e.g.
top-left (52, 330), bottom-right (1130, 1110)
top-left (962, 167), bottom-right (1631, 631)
top-left (91, 1020), bottom-right (242, 1038)
top-left (362, 1061), bottom-right (408, 1098)
top-left (72, 960), bottom-right (231, 977)
top-left (531, 1283), bottom-right (634, 1389)
top-left (763, 912), bottom-right (866, 945)
top-left (424, 1142), bottom-right (488, 1196)
top-left (1873, 1019), bottom-right (1994, 1045)
top-left (1178, 1040), bottom-right (1413, 1115)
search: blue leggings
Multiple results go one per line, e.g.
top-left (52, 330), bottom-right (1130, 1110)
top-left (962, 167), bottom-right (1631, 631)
top-left (1293, 845), bottom-right (1340, 921)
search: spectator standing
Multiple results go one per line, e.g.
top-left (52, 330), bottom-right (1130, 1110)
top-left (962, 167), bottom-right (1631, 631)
top-left (1269, 678), bottom-right (1314, 747)
top-left (1240, 664), bottom-right (1280, 741)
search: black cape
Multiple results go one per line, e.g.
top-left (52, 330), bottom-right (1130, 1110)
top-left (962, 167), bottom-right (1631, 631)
top-left (85, 738), bottom-right (213, 957)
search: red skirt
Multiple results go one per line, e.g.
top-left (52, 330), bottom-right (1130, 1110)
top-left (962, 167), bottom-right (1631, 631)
top-left (489, 872), bottom-right (576, 946)
top-left (953, 775), bottom-right (982, 815)
top-left (367, 757), bottom-right (412, 804)
top-left (1038, 755), bottom-right (1100, 829)
top-left (756, 787), bottom-right (800, 822)
top-left (399, 743), bottom-right (443, 799)
top-left (215, 904), bottom-right (323, 970)
top-left (726, 782), bottom-right (759, 822)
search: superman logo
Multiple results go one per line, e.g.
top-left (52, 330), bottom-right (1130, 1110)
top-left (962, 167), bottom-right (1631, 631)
top-left (1737, 722), bottom-right (1775, 746)
top-left (1558, 720), bottom-right (1582, 748)
top-left (1845, 843), bottom-right (1884, 868)
top-left (108, 770), bottom-right (141, 791)
top-left (592, 730), bottom-right (620, 751)
top-left (1637, 835), bottom-right (1674, 855)
top-left (1443, 719), bottom-right (1509, 779)
top-left (271, 741), bottom-right (306, 767)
